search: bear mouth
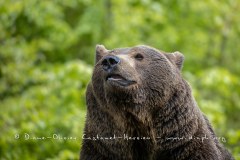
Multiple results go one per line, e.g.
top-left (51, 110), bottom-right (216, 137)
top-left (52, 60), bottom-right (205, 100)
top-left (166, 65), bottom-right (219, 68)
top-left (106, 74), bottom-right (136, 87)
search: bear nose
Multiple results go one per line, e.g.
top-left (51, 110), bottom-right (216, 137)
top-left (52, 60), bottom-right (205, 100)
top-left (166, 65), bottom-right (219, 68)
top-left (102, 56), bottom-right (120, 72)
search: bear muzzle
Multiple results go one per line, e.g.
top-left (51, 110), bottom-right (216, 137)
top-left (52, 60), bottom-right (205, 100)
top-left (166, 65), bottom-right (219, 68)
top-left (101, 55), bottom-right (137, 87)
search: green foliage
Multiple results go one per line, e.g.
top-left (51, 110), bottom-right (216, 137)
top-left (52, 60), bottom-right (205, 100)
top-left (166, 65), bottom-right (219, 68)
top-left (0, 0), bottom-right (239, 159)
top-left (0, 61), bottom-right (92, 159)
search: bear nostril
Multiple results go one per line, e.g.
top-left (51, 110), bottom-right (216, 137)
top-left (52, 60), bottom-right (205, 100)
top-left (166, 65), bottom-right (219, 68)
top-left (109, 57), bottom-right (119, 65)
top-left (102, 56), bottom-right (120, 71)
top-left (102, 59), bottom-right (109, 66)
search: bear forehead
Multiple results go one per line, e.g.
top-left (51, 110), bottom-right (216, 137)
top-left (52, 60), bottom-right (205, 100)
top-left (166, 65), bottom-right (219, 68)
top-left (110, 45), bottom-right (163, 55)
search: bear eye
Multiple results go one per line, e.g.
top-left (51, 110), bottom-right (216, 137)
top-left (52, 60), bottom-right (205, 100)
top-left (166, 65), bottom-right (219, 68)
top-left (134, 53), bottom-right (144, 61)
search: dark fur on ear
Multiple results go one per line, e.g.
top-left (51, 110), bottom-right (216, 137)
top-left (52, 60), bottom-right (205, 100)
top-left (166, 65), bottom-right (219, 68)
top-left (95, 44), bottom-right (108, 63)
top-left (165, 51), bottom-right (184, 70)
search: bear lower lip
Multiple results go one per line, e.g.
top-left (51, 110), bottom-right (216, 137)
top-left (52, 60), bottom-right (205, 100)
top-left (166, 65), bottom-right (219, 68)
top-left (108, 79), bottom-right (136, 86)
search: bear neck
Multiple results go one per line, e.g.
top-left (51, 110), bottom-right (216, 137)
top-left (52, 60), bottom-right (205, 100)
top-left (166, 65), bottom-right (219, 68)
top-left (111, 80), bottom-right (202, 149)
top-left (98, 79), bottom-right (203, 151)
top-left (151, 80), bottom-right (202, 150)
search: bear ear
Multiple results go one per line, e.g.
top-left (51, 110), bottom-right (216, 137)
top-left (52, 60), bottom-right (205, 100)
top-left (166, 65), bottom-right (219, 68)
top-left (165, 51), bottom-right (184, 70)
top-left (95, 44), bottom-right (108, 63)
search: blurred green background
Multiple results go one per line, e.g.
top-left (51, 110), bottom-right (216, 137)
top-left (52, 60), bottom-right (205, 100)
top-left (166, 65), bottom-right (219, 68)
top-left (0, 0), bottom-right (239, 159)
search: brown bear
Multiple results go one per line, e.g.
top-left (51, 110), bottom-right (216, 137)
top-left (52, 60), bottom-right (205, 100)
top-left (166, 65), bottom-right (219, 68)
top-left (80, 45), bottom-right (234, 160)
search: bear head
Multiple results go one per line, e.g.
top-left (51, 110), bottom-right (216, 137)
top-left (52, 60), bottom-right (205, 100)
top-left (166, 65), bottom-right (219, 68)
top-left (91, 44), bottom-right (184, 111)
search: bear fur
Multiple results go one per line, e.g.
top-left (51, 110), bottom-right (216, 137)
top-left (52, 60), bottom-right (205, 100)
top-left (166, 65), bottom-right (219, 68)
top-left (80, 45), bottom-right (234, 160)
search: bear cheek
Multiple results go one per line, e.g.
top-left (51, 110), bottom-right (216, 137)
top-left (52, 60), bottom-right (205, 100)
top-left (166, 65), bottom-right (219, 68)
top-left (92, 68), bottom-right (106, 94)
